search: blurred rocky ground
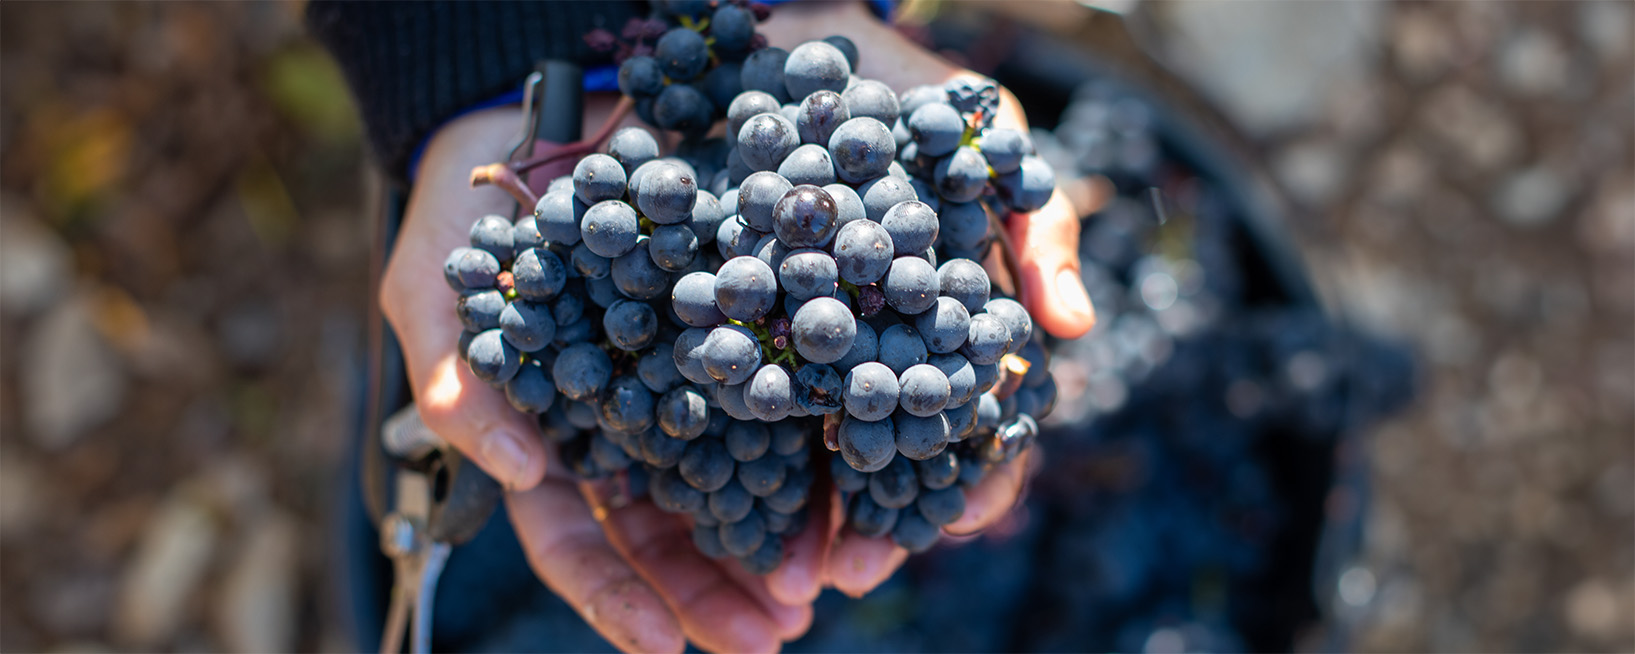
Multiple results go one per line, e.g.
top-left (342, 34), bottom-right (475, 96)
top-left (0, 1), bottom-right (1630, 653)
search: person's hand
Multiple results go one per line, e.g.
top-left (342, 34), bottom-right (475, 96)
top-left (380, 99), bottom-right (813, 654)
top-left (756, 2), bottom-right (1098, 599)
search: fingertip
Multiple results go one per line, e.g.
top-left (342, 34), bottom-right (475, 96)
top-left (478, 428), bottom-right (548, 491)
top-left (824, 531), bottom-right (906, 597)
top-left (944, 456), bottom-right (1027, 536)
top-left (1007, 196), bottom-right (1096, 340)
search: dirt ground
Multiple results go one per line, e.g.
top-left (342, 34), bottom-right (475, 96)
top-left (0, 2), bottom-right (1630, 652)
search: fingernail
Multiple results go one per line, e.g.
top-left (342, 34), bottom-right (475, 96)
top-left (481, 430), bottom-right (532, 488)
top-left (1056, 268), bottom-right (1092, 320)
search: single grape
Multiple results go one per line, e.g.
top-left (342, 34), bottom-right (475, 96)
top-left (654, 27), bottom-right (708, 80)
top-left (701, 60), bottom-right (744, 111)
top-left (737, 112), bottom-right (799, 172)
top-left (897, 85), bottom-right (946, 121)
top-left (610, 241), bottom-right (671, 300)
top-left (469, 214), bottom-right (514, 262)
top-left (711, 3), bottom-right (756, 52)
top-left (937, 258), bottom-right (990, 313)
top-left (762, 476), bottom-right (809, 514)
top-left (933, 145), bottom-right (989, 204)
top-left (709, 478), bottom-right (756, 523)
top-left (881, 256), bottom-right (940, 315)
top-left (599, 376), bottom-right (656, 434)
top-left (607, 126), bottom-right (660, 173)
top-left (716, 381), bottom-right (756, 421)
top-left (651, 466), bottom-right (705, 514)
top-left (877, 324), bottom-right (929, 375)
top-left (740, 47), bottom-right (791, 102)
top-left (891, 509), bottom-right (940, 553)
top-left (796, 89), bottom-right (849, 146)
top-left (879, 200), bottom-right (939, 256)
top-left (736, 454), bottom-right (787, 496)
top-left (752, 233), bottom-right (792, 272)
top-left (467, 329), bottom-right (522, 384)
top-left (723, 421), bottom-right (772, 462)
top-left (571, 242), bottom-right (609, 279)
top-left (602, 299), bottom-right (658, 351)
top-left (833, 318), bottom-right (878, 372)
top-left (504, 363), bottom-right (556, 414)
top-left (791, 296), bottom-right (856, 364)
top-left (671, 271), bottom-right (726, 327)
top-left (637, 343), bottom-right (683, 393)
top-left (446, 247), bottom-right (499, 290)
top-left (738, 531), bottom-right (784, 574)
top-left (673, 327), bottom-right (713, 384)
top-left (498, 300), bottom-right (556, 352)
top-left (618, 55), bottom-right (665, 97)
top-left (917, 297), bottom-right (971, 353)
top-left (656, 387), bottom-right (709, 440)
top-left (778, 249), bottom-right (839, 301)
top-left (701, 324), bottom-right (762, 385)
top-left (894, 409), bottom-right (950, 460)
top-left (945, 76), bottom-right (1000, 120)
top-left (832, 219), bottom-right (894, 285)
top-left (897, 364), bottom-right (952, 418)
top-left (783, 41), bottom-right (851, 99)
top-left (573, 153), bottom-right (627, 205)
top-left (715, 218), bottom-right (757, 259)
top-left (745, 364), bottom-right (795, 422)
top-left (859, 174), bottom-right (917, 222)
top-left (994, 155), bottom-right (1056, 212)
top-left (979, 127), bottom-right (1028, 174)
top-left (718, 510), bottom-right (766, 557)
top-left (511, 247), bottom-right (567, 301)
top-left (512, 216), bottom-right (544, 254)
top-left (691, 522), bottom-right (729, 559)
top-left (588, 433), bottom-right (632, 472)
top-left (823, 183), bottom-right (866, 226)
top-left (915, 451), bottom-right (961, 490)
top-left (580, 200), bottom-right (640, 258)
top-left (983, 297), bottom-right (1032, 355)
top-left (553, 342), bottom-right (613, 401)
top-left (868, 456), bottom-right (919, 509)
top-left (849, 492), bottom-right (899, 537)
top-left (635, 161), bottom-right (698, 224)
top-left (822, 35), bottom-right (860, 70)
top-left (838, 414), bottom-right (896, 473)
top-left (690, 190), bottom-right (725, 245)
top-left (842, 79), bottom-right (900, 126)
top-left (907, 102), bottom-right (964, 157)
top-left (961, 313), bottom-right (1012, 365)
top-left (908, 177), bottom-right (941, 212)
top-left (831, 454), bottom-right (870, 491)
top-left (680, 438), bottom-right (735, 492)
top-left (793, 363), bottom-right (844, 415)
top-left (714, 256), bottom-right (778, 322)
top-left (456, 289), bottom-right (506, 332)
top-left (843, 361), bottom-right (900, 422)
top-left (771, 184), bottom-right (839, 248)
top-left (648, 224), bottom-right (699, 272)
top-left (828, 117), bottom-right (896, 184)
top-left (929, 352), bottom-right (977, 407)
top-left (776, 143), bottom-right (837, 186)
top-left (944, 399), bottom-right (978, 441)
top-left (737, 171), bottom-right (794, 232)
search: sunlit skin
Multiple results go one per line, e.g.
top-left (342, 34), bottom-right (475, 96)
top-left (377, 3), bottom-right (1096, 651)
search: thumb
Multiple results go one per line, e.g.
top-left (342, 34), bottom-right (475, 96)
top-left (1007, 191), bottom-right (1096, 340)
top-left (414, 352), bottom-right (550, 491)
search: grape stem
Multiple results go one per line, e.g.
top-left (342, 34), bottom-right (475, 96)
top-left (469, 95), bottom-right (637, 206)
top-left (986, 206), bottom-right (1024, 298)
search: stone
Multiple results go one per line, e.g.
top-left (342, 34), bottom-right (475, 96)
top-left (1497, 28), bottom-right (1571, 97)
top-left (1494, 165), bottom-right (1571, 228)
top-left (1273, 139), bottom-right (1349, 206)
top-left (21, 292), bottom-right (126, 449)
top-left (0, 198), bottom-right (73, 319)
top-left (113, 494), bottom-right (218, 649)
top-left (215, 511), bottom-right (298, 654)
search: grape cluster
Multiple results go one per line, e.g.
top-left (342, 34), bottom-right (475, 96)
top-left (609, 1), bottom-right (773, 136)
top-left (445, 36), bottom-right (1059, 572)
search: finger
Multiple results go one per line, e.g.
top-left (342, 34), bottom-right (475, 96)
top-left (381, 108), bottom-right (552, 491)
top-left (717, 550), bottom-right (814, 642)
top-left (1007, 190), bottom-right (1097, 339)
top-left (595, 494), bottom-right (785, 654)
top-left (822, 528), bottom-right (909, 598)
top-left (507, 482), bottom-right (685, 654)
top-left (762, 481), bottom-right (831, 606)
top-left (944, 449), bottom-right (1032, 536)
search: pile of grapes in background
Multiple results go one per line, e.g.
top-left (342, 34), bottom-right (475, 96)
top-left (444, 23), bottom-right (1061, 574)
top-left (781, 81), bottom-right (1416, 653)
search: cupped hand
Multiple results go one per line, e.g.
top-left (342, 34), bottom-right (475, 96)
top-left (381, 100), bottom-right (810, 654)
top-left (756, 1), bottom-right (1098, 600)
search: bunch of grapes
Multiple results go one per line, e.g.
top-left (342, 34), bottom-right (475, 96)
top-left (604, 0), bottom-right (773, 136)
top-left (445, 35), bottom-right (1059, 573)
